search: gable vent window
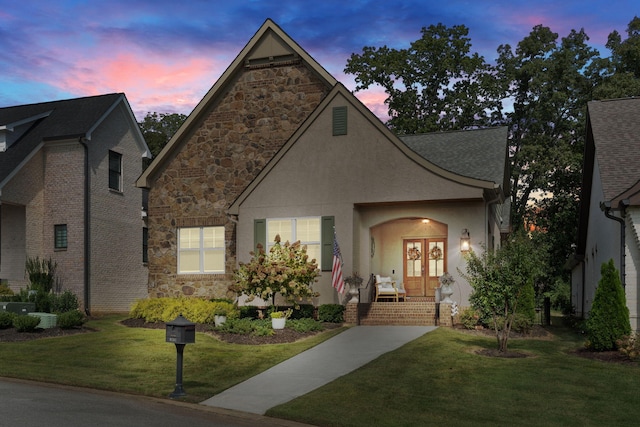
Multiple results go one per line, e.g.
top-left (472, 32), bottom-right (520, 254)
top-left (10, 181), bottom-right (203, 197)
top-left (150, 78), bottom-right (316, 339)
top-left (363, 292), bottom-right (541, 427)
top-left (333, 106), bottom-right (347, 136)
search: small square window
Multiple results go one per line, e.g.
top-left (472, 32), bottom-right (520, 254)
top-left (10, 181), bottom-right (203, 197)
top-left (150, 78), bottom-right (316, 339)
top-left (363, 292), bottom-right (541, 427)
top-left (55, 224), bottom-right (67, 250)
top-left (109, 150), bottom-right (122, 191)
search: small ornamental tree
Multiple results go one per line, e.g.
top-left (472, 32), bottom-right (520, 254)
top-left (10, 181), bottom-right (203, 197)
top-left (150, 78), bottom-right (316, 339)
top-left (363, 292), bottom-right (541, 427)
top-left (463, 230), bottom-right (545, 352)
top-left (233, 235), bottom-right (320, 309)
top-left (585, 259), bottom-right (631, 351)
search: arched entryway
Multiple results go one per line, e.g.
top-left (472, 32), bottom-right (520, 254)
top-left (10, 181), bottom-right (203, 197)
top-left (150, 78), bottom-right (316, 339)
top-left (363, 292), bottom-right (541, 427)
top-left (370, 218), bottom-right (447, 299)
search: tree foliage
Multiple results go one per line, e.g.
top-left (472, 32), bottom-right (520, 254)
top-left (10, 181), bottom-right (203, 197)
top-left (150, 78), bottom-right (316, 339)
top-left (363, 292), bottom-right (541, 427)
top-left (346, 17), bottom-right (640, 294)
top-left (138, 112), bottom-right (187, 157)
top-left (585, 260), bottom-right (631, 351)
top-left (232, 235), bottom-right (320, 309)
top-left (345, 23), bottom-right (505, 134)
top-left (463, 230), bottom-right (546, 352)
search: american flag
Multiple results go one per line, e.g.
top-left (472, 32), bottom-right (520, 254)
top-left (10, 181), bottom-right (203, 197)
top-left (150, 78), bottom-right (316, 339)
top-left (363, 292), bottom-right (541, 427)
top-left (332, 229), bottom-right (345, 294)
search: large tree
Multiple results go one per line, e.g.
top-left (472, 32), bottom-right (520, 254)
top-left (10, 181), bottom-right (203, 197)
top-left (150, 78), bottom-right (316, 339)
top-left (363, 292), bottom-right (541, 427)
top-left (138, 112), bottom-right (187, 158)
top-left (496, 26), bottom-right (599, 284)
top-left (345, 23), bottom-right (505, 134)
top-left (589, 16), bottom-right (640, 99)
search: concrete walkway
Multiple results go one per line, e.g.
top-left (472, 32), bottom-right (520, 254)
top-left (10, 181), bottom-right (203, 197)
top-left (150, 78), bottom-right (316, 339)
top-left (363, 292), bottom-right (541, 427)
top-left (201, 325), bottom-right (436, 415)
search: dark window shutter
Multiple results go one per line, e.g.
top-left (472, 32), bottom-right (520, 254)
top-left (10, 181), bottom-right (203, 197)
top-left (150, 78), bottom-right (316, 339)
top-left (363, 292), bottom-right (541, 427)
top-left (254, 219), bottom-right (266, 254)
top-left (333, 106), bottom-right (347, 136)
top-left (321, 216), bottom-right (335, 271)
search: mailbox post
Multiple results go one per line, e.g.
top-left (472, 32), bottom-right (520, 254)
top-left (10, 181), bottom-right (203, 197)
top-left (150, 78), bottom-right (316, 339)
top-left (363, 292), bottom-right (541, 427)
top-left (165, 314), bottom-right (196, 398)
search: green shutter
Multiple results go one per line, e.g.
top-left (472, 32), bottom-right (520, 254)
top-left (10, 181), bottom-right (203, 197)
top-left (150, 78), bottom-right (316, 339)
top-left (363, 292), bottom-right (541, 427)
top-left (332, 106), bottom-right (347, 136)
top-left (254, 219), bottom-right (266, 254)
top-left (321, 216), bottom-right (335, 271)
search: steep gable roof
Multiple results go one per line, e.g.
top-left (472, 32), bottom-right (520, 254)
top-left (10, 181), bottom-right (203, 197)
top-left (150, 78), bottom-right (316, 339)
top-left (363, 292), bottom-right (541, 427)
top-left (0, 93), bottom-right (148, 188)
top-left (400, 127), bottom-right (509, 190)
top-left (588, 98), bottom-right (640, 202)
top-left (136, 18), bottom-right (338, 188)
top-left (228, 83), bottom-right (506, 214)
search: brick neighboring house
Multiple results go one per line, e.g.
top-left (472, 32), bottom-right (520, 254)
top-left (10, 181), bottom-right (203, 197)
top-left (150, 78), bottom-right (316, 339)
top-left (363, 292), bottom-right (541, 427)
top-left (0, 93), bottom-right (151, 313)
top-left (137, 19), bottom-right (510, 315)
top-left (570, 98), bottom-right (640, 331)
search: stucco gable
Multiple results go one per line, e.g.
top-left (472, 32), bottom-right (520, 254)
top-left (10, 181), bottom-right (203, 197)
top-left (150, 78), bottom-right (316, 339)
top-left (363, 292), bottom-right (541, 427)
top-left (228, 83), bottom-right (504, 215)
top-left (136, 18), bottom-right (337, 189)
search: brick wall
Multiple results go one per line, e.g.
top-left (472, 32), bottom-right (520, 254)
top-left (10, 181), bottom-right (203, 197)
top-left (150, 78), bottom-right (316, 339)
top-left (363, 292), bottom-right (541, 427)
top-left (147, 61), bottom-right (331, 299)
top-left (346, 301), bottom-right (455, 326)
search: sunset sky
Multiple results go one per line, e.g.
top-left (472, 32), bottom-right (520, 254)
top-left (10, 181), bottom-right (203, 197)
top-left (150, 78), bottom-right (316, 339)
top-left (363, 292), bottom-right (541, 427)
top-left (0, 0), bottom-right (635, 120)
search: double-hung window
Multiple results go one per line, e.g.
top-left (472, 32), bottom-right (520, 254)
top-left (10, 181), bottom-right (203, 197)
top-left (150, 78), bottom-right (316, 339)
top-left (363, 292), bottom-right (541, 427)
top-left (108, 150), bottom-right (122, 191)
top-left (54, 224), bottom-right (67, 250)
top-left (178, 226), bottom-right (225, 274)
top-left (266, 217), bottom-right (321, 265)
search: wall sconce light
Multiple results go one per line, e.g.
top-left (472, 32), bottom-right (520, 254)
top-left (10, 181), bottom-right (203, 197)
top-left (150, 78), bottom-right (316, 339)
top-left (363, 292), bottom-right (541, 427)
top-left (460, 229), bottom-right (470, 252)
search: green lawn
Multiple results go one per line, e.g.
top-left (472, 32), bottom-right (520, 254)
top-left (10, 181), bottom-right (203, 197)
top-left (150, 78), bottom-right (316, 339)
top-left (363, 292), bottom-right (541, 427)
top-left (268, 324), bottom-right (640, 427)
top-left (2, 315), bottom-right (639, 427)
top-left (0, 315), bottom-right (346, 403)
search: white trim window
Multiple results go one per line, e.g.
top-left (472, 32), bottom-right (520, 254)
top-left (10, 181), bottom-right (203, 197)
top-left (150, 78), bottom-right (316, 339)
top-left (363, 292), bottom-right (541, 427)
top-left (178, 226), bottom-right (225, 274)
top-left (266, 217), bottom-right (321, 264)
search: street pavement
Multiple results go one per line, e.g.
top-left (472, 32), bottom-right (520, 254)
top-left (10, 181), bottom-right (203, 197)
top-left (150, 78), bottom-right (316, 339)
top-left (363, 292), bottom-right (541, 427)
top-left (0, 378), bottom-right (310, 427)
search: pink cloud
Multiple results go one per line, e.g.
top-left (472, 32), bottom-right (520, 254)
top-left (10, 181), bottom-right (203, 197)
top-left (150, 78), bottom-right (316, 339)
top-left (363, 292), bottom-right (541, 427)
top-left (58, 52), bottom-right (224, 117)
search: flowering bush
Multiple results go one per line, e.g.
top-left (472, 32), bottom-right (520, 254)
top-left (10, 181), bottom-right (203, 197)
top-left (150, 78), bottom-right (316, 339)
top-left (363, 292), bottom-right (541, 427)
top-left (233, 235), bottom-right (320, 309)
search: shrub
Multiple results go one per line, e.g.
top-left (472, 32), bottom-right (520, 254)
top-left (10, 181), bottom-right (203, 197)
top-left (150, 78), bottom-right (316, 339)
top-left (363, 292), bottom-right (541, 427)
top-left (616, 333), bottom-right (640, 360)
top-left (0, 281), bottom-right (13, 297)
top-left (459, 307), bottom-right (480, 329)
top-left (290, 304), bottom-right (315, 320)
top-left (51, 290), bottom-right (80, 314)
top-left (0, 311), bottom-right (16, 329)
top-left (288, 318), bottom-right (324, 333)
top-left (25, 256), bottom-right (57, 293)
top-left (585, 259), bottom-right (631, 351)
top-left (318, 304), bottom-right (344, 323)
top-left (130, 297), bottom-right (238, 324)
top-left (216, 318), bottom-right (255, 335)
top-left (517, 280), bottom-right (536, 324)
top-left (239, 306), bottom-right (260, 319)
top-left (13, 315), bottom-right (41, 332)
top-left (57, 310), bottom-right (86, 329)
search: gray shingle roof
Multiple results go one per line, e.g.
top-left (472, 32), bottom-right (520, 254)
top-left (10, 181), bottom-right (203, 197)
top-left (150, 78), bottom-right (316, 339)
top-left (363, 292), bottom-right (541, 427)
top-left (0, 93), bottom-right (123, 184)
top-left (399, 127), bottom-right (509, 186)
top-left (588, 98), bottom-right (640, 201)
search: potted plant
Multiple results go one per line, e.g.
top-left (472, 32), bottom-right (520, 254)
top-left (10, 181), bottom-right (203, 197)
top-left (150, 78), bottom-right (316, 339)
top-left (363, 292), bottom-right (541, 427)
top-left (213, 306), bottom-right (228, 327)
top-left (439, 272), bottom-right (455, 304)
top-left (269, 308), bottom-right (292, 329)
top-left (344, 272), bottom-right (364, 303)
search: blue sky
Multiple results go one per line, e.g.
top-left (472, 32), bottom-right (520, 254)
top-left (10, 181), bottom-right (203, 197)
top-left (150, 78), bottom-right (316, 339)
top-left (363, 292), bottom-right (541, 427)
top-left (0, 0), bottom-right (635, 120)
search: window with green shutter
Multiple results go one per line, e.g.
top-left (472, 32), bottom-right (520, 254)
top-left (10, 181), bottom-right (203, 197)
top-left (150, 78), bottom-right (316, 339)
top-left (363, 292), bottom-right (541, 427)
top-left (253, 216), bottom-right (335, 270)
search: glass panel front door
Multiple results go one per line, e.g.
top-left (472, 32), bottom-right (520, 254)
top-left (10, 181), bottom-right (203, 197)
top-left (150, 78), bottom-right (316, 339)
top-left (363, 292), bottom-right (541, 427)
top-left (403, 238), bottom-right (446, 297)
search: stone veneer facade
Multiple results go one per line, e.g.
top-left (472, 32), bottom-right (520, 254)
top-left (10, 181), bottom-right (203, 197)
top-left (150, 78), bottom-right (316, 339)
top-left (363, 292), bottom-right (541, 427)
top-left (147, 61), bottom-right (331, 299)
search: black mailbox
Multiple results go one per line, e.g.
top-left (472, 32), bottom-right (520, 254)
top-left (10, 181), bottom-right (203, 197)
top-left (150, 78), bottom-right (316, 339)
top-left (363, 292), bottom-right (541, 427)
top-left (165, 314), bottom-right (195, 344)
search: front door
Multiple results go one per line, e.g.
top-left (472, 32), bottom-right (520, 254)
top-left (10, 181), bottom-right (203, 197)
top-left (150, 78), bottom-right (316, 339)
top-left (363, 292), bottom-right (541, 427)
top-left (403, 239), bottom-right (446, 297)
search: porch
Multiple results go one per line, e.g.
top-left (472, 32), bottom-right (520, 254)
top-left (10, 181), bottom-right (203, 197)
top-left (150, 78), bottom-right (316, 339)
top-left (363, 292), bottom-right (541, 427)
top-left (345, 300), bottom-right (453, 327)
